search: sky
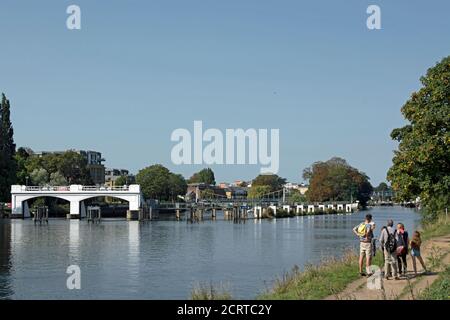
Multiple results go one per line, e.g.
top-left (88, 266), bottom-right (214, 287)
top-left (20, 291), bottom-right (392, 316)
top-left (1, 0), bottom-right (449, 186)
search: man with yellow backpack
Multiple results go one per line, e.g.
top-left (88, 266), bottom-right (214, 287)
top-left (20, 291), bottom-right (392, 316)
top-left (353, 214), bottom-right (376, 276)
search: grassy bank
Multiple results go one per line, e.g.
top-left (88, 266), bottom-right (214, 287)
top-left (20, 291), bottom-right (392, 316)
top-left (421, 216), bottom-right (450, 241)
top-left (190, 215), bottom-right (450, 300)
top-left (191, 282), bottom-right (232, 300)
top-left (418, 265), bottom-right (450, 300)
top-left (258, 250), bottom-right (383, 300)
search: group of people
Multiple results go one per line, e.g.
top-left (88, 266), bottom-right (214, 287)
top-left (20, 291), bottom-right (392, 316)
top-left (353, 214), bottom-right (428, 280)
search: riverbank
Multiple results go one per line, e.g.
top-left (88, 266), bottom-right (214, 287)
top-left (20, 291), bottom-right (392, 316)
top-left (191, 215), bottom-right (449, 300)
top-left (262, 216), bottom-right (450, 300)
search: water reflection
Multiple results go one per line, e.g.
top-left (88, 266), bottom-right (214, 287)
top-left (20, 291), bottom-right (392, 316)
top-left (0, 206), bottom-right (421, 299)
top-left (69, 220), bottom-right (80, 262)
top-left (0, 221), bottom-right (13, 299)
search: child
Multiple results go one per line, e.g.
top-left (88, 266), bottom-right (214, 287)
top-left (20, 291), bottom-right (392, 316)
top-left (410, 231), bottom-right (428, 275)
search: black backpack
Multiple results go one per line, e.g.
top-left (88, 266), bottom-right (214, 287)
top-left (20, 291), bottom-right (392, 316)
top-left (384, 227), bottom-right (397, 253)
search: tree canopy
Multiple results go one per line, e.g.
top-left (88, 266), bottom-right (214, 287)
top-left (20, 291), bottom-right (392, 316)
top-left (387, 56), bottom-right (450, 220)
top-left (188, 168), bottom-right (216, 185)
top-left (303, 157), bottom-right (373, 205)
top-left (24, 150), bottom-right (92, 185)
top-left (248, 174), bottom-right (286, 199)
top-left (0, 93), bottom-right (17, 201)
top-left (136, 164), bottom-right (187, 201)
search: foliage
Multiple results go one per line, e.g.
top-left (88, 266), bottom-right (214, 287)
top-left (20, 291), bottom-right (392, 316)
top-left (49, 172), bottom-right (68, 186)
top-left (387, 56), bottom-right (450, 220)
top-left (136, 164), bottom-right (187, 200)
top-left (0, 93), bottom-right (17, 201)
top-left (419, 265), bottom-right (450, 300)
top-left (14, 147), bottom-right (30, 185)
top-left (191, 282), bottom-right (232, 300)
top-left (421, 216), bottom-right (450, 241)
top-left (25, 150), bottom-right (92, 185)
top-left (114, 175), bottom-right (136, 186)
top-left (200, 188), bottom-right (217, 199)
top-left (251, 174), bottom-right (286, 192)
top-left (168, 173), bottom-right (188, 200)
top-left (374, 182), bottom-right (389, 192)
top-left (259, 249), bottom-right (384, 300)
top-left (288, 189), bottom-right (307, 203)
top-left (303, 157), bottom-right (373, 205)
top-left (30, 168), bottom-right (49, 186)
top-left (247, 185), bottom-right (272, 199)
top-left (188, 168), bottom-right (216, 185)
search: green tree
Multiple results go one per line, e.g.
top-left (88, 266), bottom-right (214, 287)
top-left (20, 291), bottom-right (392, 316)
top-left (303, 157), bottom-right (373, 205)
top-left (251, 174), bottom-right (286, 192)
top-left (30, 168), bottom-right (49, 186)
top-left (57, 151), bottom-right (92, 184)
top-left (200, 188), bottom-right (217, 200)
top-left (247, 185), bottom-right (272, 199)
top-left (136, 164), bottom-right (187, 200)
top-left (49, 172), bottom-right (68, 186)
top-left (387, 56), bottom-right (450, 220)
top-left (25, 151), bottom-right (92, 185)
top-left (188, 168), bottom-right (216, 185)
top-left (0, 93), bottom-right (17, 201)
top-left (15, 147), bottom-right (31, 185)
top-left (374, 182), bottom-right (389, 192)
top-left (168, 173), bottom-right (187, 200)
top-left (288, 189), bottom-right (307, 203)
top-left (114, 175), bottom-right (136, 186)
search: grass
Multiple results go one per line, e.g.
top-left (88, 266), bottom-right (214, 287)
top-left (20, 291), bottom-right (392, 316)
top-left (190, 282), bottom-right (232, 300)
top-left (418, 265), bottom-right (450, 300)
top-left (421, 216), bottom-right (450, 241)
top-left (258, 249), bottom-right (384, 300)
top-left (190, 215), bottom-right (450, 300)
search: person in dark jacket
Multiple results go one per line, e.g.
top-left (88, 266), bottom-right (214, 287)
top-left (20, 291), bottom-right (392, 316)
top-left (395, 223), bottom-right (409, 275)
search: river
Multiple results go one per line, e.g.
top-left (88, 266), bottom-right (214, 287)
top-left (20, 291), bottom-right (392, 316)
top-left (0, 206), bottom-right (420, 299)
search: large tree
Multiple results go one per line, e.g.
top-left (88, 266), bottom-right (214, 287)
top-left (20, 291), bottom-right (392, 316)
top-left (247, 174), bottom-right (286, 199)
top-left (0, 93), bottom-right (17, 201)
top-left (136, 164), bottom-right (187, 200)
top-left (387, 56), bottom-right (450, 220)
top-left (188, 168), bottom-right (216, 185)
top-left (251, 174), bottom-right (286, 192)
top-left (303, 157), bottom-right (373, 205)
top-left (25, 150), bottom-right (92, 185)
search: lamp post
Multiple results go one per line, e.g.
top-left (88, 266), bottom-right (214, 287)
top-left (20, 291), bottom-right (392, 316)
top-left (26, 176), bottom-right (29, 186)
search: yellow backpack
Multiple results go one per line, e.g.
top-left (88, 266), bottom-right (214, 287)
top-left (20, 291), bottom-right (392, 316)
top-left (357, 223), bottom-right (367, 237)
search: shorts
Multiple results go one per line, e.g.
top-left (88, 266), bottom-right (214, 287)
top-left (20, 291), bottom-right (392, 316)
top-left (360, 242), bottom-right (372, 257)
top-left (411, 248), bottom-right (421, 257)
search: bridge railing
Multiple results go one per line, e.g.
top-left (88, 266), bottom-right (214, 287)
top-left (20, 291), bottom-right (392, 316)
top-left (13, 185), bottom-right (136, 192)
top-left (81, 186), bottom-right (130, 192)
top-left (24, 186), bottom-right (70, 192)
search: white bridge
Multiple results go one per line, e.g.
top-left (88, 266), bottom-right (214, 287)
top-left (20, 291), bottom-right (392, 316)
top-left (11, 185), bottom-right (142, 218)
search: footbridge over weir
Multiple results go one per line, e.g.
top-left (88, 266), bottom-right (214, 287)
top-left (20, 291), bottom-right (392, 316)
top-left (11, 185), bottom-right (142, 219)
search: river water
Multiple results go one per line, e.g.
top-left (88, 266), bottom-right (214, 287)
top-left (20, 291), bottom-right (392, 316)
top-left (0, 206), bottom-right (420, 299)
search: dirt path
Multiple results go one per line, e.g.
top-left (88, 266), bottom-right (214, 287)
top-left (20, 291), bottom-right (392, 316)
top-left (325, 234), bottom-right (450, 300)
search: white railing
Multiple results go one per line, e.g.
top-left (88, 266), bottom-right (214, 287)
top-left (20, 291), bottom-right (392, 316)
top-left (81, 186), bottom-right (129, 192)
top-left (12, 185), bottom-right (139, 193)
top-left (25, 186), bottom-right (70, 192)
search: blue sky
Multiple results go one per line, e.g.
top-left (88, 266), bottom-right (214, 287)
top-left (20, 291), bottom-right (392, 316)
top-left (1, 0), bottom-right (449, 185)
